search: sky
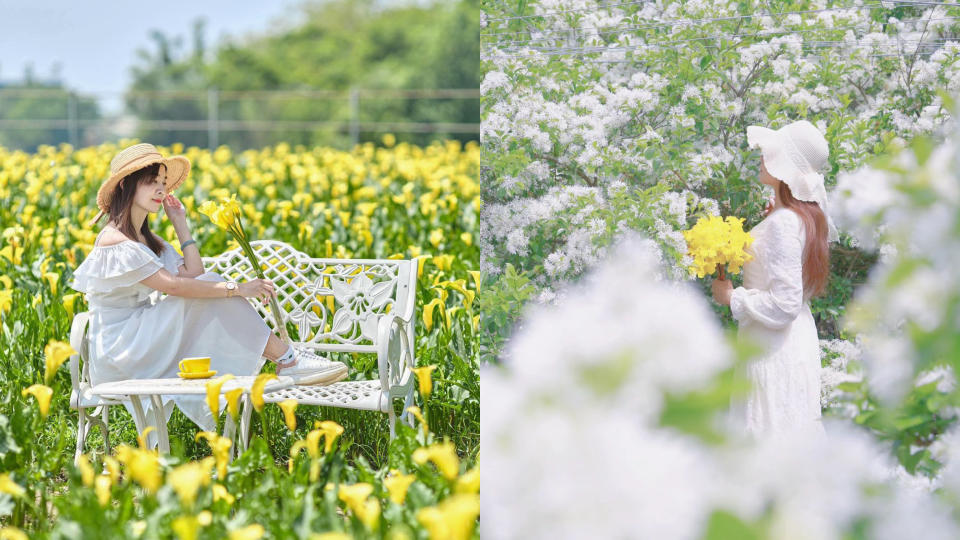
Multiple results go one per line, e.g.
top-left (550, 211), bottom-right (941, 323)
top-left (0, 0), bottom-right (308, 97)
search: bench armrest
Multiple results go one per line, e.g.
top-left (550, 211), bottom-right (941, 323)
top-left (68, 311), bottom-right (93, 409)
top-left (376, 313), bottom-right (413, 392)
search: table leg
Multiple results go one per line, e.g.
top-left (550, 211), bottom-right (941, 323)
top-left (128, 396), bottom-right (149, 447)
top-left (149, 395), bottom-right (171, 453)
top-left (222, 413), bottom-right (237, 462)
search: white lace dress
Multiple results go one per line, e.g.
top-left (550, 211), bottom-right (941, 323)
top-left (726, 208), bottom-right (827, 441)
top-left (68, 230), bottom-right (273, 443)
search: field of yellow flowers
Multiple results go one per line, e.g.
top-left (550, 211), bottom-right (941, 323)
top-left (0, 136), bottom-right (480, 539)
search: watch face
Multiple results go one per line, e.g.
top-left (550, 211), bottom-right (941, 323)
top-left (227, 282), bottom-right (237, 290)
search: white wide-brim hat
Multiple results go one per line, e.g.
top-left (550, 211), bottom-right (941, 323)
top-left (747, 120), bottom-right (838, 242)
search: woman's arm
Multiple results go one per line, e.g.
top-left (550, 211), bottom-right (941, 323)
top-left (172, 220), bottom-right (203, 278)
top-left (163, 195), bottom-right (204, 277)
top-left (140, 268), bottom-right (232, 298)
top-left (729, 210), bottom-right (805, 329)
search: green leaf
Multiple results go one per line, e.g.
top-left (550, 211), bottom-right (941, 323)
top-left (892, 414), bottom-right (928, 431)
top-left (834, 381), bottom-right (862, 393)
top-left (0, 415), bottom-right (21, 458)
top-left (703, 508), bottom-right (762, 540)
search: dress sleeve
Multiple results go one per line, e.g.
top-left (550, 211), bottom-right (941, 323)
top-left (729, 210), bottom-right (805, 329)
top-left (68, 242), bottom-right (164, 294)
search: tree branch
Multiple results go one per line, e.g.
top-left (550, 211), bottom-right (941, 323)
top-left (532, 152), bottom-right (598, 187)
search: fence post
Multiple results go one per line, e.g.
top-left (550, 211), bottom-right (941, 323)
top-left (67, 91), bottom-right (79, 148)
top-left (349, 87), bottom-right (360, 148)
top-left (207, 87), bottom-right (219, 149)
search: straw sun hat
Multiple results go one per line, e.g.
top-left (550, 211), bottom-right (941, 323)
top-left (746, 120), bottom-right (838, 242)
top-left (86, 143), bottom-right (191, 227)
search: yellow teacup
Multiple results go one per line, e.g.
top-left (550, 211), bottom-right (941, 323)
top-left (179, 357), bottom-right (211, 373)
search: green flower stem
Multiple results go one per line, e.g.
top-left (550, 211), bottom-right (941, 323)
top-left (226, 219), bottom-right (292, 345)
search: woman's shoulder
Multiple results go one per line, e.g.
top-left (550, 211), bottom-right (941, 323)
top-left (765, 207), bottom-right (802, 228)
top-left (96, 227), bottom-right (134, 248)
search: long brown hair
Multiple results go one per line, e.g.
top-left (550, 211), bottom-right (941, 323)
top-left (105, 163), bottom-right (166, 257)
top-left (777, 181), bottom-right (829, 301)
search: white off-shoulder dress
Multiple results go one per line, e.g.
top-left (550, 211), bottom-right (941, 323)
top-left (726, 207), bottom-right (827, 441)
top-left (68, 230), bottom-right (273, 444)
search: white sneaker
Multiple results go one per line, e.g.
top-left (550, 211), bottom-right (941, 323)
top-left (278, 348), bottom-right (348, 385)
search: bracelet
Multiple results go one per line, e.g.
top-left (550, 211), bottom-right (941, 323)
top-left (180, 239), bottom-right (197, 250)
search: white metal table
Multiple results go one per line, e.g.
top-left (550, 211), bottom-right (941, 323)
top-left (90, 375), bottom-right (294, 453)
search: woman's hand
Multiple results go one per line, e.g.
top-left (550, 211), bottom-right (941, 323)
top-left (763, 195), bottom-right (775, 217)
top-left (162, 194), bottom-right (188, 224)
top-left (712, 277), bottom-right (733, 306)
top-left (239, 278), bottom-right (278, 306)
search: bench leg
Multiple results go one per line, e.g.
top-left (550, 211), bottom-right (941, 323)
top-left (388, 406), bottom-right (397, 440)
top-left (400, 387), bottom-right (415, 428)
top-left (102, 406), bottom-right (111, 455)
top-left (74, 407), bottom-right (87, 464)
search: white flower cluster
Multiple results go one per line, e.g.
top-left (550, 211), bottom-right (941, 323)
top-left (829, 122), bottom-right (960, 407)
top-left (819, 338), bottom-right (864, 418)
top-left (479, 185), bottom-right (604, 276)
top-left (482, 236), bottom-right (960, 538)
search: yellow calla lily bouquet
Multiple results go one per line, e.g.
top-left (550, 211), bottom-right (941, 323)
top-left (682, 215), bottom-right (754, 280)
top-left (198, 195), bottom-right (292, 344)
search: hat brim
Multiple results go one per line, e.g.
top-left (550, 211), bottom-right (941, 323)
top-left (92, 154), bottom-right (191, 223)
top-left (746, 125), bottom-right (780, 152)
top-left (747, 125), bottom-right (795, 181)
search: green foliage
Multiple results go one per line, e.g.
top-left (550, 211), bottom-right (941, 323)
top-left (128, 0), bottom-right (480, 150)
top-left (477, 264), bottom-right (535, 364)
top-left (0, 84), bottom-right (100, 152)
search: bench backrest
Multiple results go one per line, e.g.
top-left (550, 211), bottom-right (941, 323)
top-left (201, 240), bottom-right (419, 354)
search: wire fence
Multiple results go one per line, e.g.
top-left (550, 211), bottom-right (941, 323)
top-left (481, 2), bottom-right (960, 62)
top-left (482, 13), bottom-right (960, 48)
top-left (482, 0), bottom-right (956, 24)
top-left (0, 87), bottom-right (480, 151)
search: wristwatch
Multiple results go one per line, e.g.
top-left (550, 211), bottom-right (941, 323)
top-left (225, 281), bottom-right (238, 297)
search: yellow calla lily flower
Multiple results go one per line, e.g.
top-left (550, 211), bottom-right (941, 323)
top-left (383, 469), bottom-right (416, 504)
top-left (412, 439), bottom-right (459, 480)
top-left (21, 384), bottom-right (52, 418)
top-left (422, 298), bottom-right (445, 333)
top-left (213, 483), bottom-right (235, 505)
top-left (251, 373), bottom-right (277, 413)
top-left (196, 431), bottom-right (232, 479)
top-left (0, 474), bottom-right (25, 498)
top-left (314, 420), bottom-right (345, 454)
top-left (224, 388), bottom-right (243, 421)
top-left (455, 466), bottom-right (479, 494)
top-left (205, 374), bottom-right (236, 418)
top-left (412, 365), bottom-right (438, 398)
top-left (415, 494), bottom-right (480, 540)
top-left (337, 482), bottom-right (374, 514)
top-left (228, 524), bottom-right (265, 540)
top-left (168, 460), bottom-right (210, 507)
top-left (0, 527), bottom-right (28, 540)
top-left (278, 399), bottom-right (298, 431)
top-left (76, 453), bottom-right (95, 487)
top-left (406, 405), bottom-right (428, 435)
top-left (44, 339), bottom-right (76, 385)
top-left (94, 475), bottom-right (112, 507)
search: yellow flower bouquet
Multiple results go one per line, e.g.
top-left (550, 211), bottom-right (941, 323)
top-left (198, 195), bottom-right (292, 344)
top-left (682, 215), bottom-right (754, 280)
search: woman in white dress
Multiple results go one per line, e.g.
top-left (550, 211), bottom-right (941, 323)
top-left (69, 143), bottom-right (347, 446)
top-left (711, 121), bottom-right (839, 441)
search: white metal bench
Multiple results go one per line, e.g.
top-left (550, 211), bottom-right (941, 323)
top-left (69, 239), bottom-right (419, 458)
